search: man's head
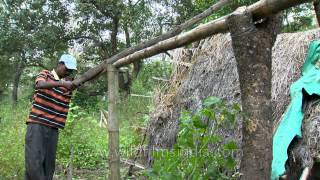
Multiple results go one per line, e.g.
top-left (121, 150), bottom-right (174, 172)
top-left (56, 54), bottom-right (77, 78)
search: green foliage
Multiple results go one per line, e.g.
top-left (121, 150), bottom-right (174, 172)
top-left (158, 0), bottom-right (259, 28)
top-left (144, 96), bottom-right (242, 179)
top-left (283, 4), bottom-right (315, 33)
top-left (0, 101), bottom-right (31, 179)
top-left (72, 90), bottom-right (101, 110)
top-left (132, 61), bottom-right (172, 94)
top-left (0, 0), bottom-right (71, 96)
top-left (121, 0), bottom-right (154, 44)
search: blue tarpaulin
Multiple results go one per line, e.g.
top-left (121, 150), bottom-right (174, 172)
top-left (271, 40), bottom-right (320, 179)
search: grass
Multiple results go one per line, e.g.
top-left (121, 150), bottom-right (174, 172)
top-left (0, 100), bottom-right (30, 179)
top-left (0, 96), bottom-right (151, 179)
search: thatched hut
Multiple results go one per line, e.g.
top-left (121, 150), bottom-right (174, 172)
top-left (145, 29), bottom-right (320, 177)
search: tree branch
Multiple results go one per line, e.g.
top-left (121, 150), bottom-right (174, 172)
top-left (26, 62), bottom-right (48, 69)
top-left (90, 0), bottom-right (112, 17)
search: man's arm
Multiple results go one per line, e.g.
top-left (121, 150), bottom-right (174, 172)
top-left (36, 80), bottom-right (75, 90)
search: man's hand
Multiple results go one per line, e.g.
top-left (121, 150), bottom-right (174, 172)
top-left (61, 81), bottom-right (76, 91)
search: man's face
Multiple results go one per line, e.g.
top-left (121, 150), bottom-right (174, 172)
top-left (57, 63), bottom-right (75, 79)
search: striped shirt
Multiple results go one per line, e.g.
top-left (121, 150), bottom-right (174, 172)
top-left (27, 70), bottom-right (72, 129)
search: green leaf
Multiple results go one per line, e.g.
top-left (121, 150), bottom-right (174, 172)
top-left (224, 156), bottom-right (237, 169)
top-left (203, 96), bottom-right (222, 107)
top-left (225, 111), bottom-right (236, 124)
top-left (232, 103), bottom-right (241, 112)
top-left (192, 115), bottom-right (207, 129)
top-left (210, 135), bottom-right (222, 144)
top-left (206, 167), bottom-right (220, 179)
top-left (200, 108), bottom-right (215, 120)
top-left (181, 110), bottom-right (191, 122)
top-left (223, 141), bottom-right (238, 151)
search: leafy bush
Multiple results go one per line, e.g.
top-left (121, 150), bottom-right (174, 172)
top-left (57, 104), bottom-right (108, 169)
top-left (144, 96), bottom-right (241, 179)
top-left (72, 90), bottom-right (101, 110)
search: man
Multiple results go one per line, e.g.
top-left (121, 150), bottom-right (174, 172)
top-left (25, 54), bottom-right (78, 180)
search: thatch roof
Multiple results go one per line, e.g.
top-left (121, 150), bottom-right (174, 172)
top-left (146, 29), bottom-right (320, 171)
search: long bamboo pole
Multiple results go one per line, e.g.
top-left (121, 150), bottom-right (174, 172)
top-left (107, 65), bottom-right (120, 180)
top-left (113, 0), bottom-right (313, 67)
top-left (72, 0), bottom-right (230, 86)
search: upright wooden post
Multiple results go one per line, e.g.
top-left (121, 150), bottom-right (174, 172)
top-left (226, 7), bottom-right (282, 179)
top-left (107, 65), bottom-right (120, 180)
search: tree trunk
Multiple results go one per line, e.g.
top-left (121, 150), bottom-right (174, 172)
top-left (124, 22), bottom-right (131, 48)
top-left (132, 61), bottom-right (142, 78)
top-left (124, 21), bottom-right (142, 78)
top-left (111, 15), bottom-right (119, 55)
top-left (314, 1), bottom-right (320, 26)
top-left (0, 89), bottom-right (3, 101)
top-left (12, 60), bottom-right (25, 106)
top-left (226, 8), bottom-right (282, 179)
top-left (107, 65), bottom-right (120, 180)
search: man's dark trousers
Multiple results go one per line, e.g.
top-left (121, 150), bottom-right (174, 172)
top-left (25, 123), bottom-right (59, 180)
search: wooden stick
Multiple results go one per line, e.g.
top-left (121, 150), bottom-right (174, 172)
top-left (165, 60), bottom-right (192, 67)
top-left (66, 145), bottom-right (74, 180)
top-left (107, 65), bottom-right (120, 180)
top-left (151, 76), bottom-right (170, 82)
top-left (300, 167), bottom-right (310, 180)
top-left (127, 131), bottom-right (148, 177)
top-left (100, 110), bottom-right (108, 128)
top-left (121, 159), bottom-right (146, 170)
top-left (130, 94), bottom-right (152, 98)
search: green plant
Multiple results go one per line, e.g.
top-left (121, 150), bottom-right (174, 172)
top-left (144, 96), bottom-right (241, 179)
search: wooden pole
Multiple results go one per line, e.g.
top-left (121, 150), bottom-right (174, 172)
top-left (107, 65), bottom-right (120, 180)
top-left (73, 0), bottom-right (313, 85)
top-left (113, 0), bottom-right (313, 67)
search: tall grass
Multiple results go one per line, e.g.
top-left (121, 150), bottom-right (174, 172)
top-left (0, 100), bottom-right (31, 178)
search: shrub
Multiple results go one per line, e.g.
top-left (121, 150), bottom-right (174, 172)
top-left (144, 96), bottom-right (242, 179)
